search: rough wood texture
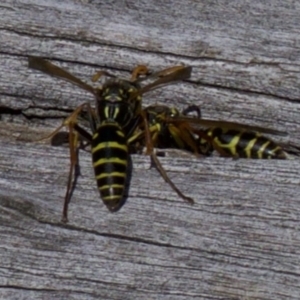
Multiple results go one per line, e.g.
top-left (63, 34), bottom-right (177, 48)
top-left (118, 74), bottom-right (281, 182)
top-left (1, 1), bottom-right (300, 299)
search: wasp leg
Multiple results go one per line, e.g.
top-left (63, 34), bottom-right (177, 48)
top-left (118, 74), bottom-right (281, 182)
top-left (33, 102), bottom-right (93, 143)
top-left (139, 110), bottom-right (154, 155)
top-left (51, 131), bottom-right (91, 153)
top-left (127, 122), bottom-right (158, 146)
top-left (140, 111), bottom-right (194, 204)
top-left (61, 123), bottom-right (93, 223)
top-left (62, 126), bottom-right (79, 223)
top-left (127, 114), bottom-right (194, 203)
top-left (131, 65), bottom-right (149, 81)
top-left (150, 152), bottom-right (194, 204)
top-left (51, 103), bottom-right (93, 222)
top-left (169, 122), bottom-right (200, 155)
top-left (127, 121), bottom-right (159, 157)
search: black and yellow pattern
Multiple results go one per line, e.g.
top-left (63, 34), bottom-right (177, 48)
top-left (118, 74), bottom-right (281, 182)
top-left (202, 128), bottom-right (287, 159)
top-left (91, 122), bottom-right (129, 211)
top-left (28, 56), bottom-right (193, 221)
top-left (138, 105), bottom-right (200, 154)
top-left (133, 104), bottom-right (291, 160)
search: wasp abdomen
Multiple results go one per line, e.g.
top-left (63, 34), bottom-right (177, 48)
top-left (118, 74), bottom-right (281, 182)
top-left (91, 123), bottom-right (129, 212)
top-left (207, 128), bottom-right (287, 159)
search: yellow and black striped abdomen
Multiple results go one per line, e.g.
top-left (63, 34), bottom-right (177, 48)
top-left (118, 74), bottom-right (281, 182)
top-left (206, 128), bottom-right (287, 159)
top-left (91, 123), bottom-right (129, 212)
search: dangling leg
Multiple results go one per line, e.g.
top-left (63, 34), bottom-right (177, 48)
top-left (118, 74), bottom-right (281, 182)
top-left (150, 152), bottom-right (194, 204)
top-left (62, 124), bottom-right (79, 223)
top-left (61, 123), bottom-right (94, 222)
top-left (48, 103), bottom-right (93, 222)
top-left (140, 110), bottom-right (154, 155)
top-left (139, 110), bottom-right (194, 204)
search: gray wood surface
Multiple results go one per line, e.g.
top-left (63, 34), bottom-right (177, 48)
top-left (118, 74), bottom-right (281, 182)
top-left (1, 1), bottom-right (300, 299)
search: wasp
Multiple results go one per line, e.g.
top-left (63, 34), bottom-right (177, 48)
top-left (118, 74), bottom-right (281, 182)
top-left (28, 57), bottom-right (192, 222)
top-left (133, 104), bottom-right (295, 159)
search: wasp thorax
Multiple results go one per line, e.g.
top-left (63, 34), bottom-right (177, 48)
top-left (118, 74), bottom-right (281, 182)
top-left (100, 80), bottom-right (140, 102)
top-left (97, 80), bottom-right (141, 128)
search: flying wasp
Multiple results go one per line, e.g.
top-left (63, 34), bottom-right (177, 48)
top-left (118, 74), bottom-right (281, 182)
top-left (28, 57), bottom-right (192, 222)
top-left (132, 104), bottom-right (295, 159)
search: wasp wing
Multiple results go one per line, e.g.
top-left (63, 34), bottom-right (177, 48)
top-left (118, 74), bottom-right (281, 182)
top-left (130, 65), bottom-right (192, 98)
top-left (278, 141), bottom-right (300, 156)
top-left (28, 56), bottom-right (96, 95)
top-left (165, 116), bottom-right (288, 136)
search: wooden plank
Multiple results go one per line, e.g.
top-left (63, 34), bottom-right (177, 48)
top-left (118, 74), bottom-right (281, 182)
top-left (1, 0), bottom-right (300, 299)
top-left (1, 132), bottom-right (300, 300)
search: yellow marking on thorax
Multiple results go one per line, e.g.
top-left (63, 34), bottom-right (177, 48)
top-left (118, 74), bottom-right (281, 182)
top-left (113, 107), bottom-right (120, 119)
top-left (104, 106), bottom-right (109, 118)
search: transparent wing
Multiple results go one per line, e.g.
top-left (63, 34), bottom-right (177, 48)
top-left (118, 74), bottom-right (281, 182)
top-left (165, 116), bottom-right (288, 136)
top-left (28, 56), bottom-right (96, 95)
top-left (132, 65), bottom-right (192, 97)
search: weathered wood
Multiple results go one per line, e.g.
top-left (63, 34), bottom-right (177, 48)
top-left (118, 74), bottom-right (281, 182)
top-left (1, 0), bottom-right (300, 299)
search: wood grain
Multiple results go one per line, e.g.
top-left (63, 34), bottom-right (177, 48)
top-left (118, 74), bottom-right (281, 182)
top-left (1, 1), bottom-right (300, 299)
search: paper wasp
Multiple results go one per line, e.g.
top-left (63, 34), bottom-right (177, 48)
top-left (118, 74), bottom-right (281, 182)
top-left (133, 104), bottom-right (294, 159)
top-left (28, 56), bottom-right (192, 222)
